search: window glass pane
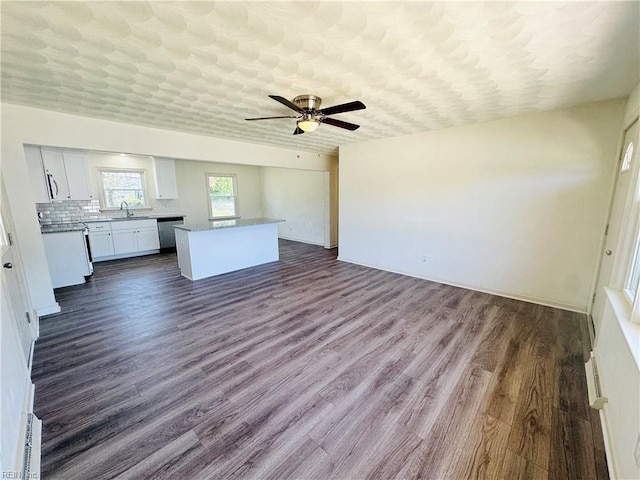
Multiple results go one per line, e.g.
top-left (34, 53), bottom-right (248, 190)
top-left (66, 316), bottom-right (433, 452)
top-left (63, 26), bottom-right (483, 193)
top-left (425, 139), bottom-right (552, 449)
top-left (209, 176), bottom-right (234, 196)
top-left (208, 175), bottom-right (237, 217)
top-left (0, 213), bottom-right (7, 249)
top-left (101, 171), bottom-right (146, 208)
top-left (622, 141), bottom-right (634, 172)
top-left (211, 197), bottom-right (236, 217)
top-left (627, 239), bottom-right (640, 301)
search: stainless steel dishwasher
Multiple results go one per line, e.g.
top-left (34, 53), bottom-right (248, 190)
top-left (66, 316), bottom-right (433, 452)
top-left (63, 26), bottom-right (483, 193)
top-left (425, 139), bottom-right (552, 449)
top-left (157, 216), bottom-right (184, 252)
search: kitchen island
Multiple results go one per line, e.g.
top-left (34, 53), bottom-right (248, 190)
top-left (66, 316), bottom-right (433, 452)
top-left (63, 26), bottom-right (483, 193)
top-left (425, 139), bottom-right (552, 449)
top-left (174, 217), bottom-right (284, 280)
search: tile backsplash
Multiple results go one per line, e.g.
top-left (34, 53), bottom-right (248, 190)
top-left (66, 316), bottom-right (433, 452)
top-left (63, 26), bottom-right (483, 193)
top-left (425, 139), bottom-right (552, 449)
top-left (37, 200), bottom-right (103, 225)
top-left (36, 199), bottom-right (182, 224)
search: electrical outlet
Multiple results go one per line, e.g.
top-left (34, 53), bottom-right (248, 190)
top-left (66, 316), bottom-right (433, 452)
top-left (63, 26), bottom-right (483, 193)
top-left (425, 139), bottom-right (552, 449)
top-left (634, 433), bottom-right (640, 468)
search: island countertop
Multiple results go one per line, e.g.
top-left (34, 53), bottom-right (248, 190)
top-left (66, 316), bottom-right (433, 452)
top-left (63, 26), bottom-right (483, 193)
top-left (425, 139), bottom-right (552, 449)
top-left (174, 217), bottom-right (284, 232)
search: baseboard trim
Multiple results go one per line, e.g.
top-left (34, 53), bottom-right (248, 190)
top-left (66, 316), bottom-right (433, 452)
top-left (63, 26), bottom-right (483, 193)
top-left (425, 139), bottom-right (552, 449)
top-left (336, 256), bottom-right (586, 313)
top-left (278, 235), bottom-right (325, 247)
top-left (598, 407), bottom-right (618, 480)
top-left (92, 249), bottom-right (160, 263)
top-left (36, 303), bottom-right (60, 317)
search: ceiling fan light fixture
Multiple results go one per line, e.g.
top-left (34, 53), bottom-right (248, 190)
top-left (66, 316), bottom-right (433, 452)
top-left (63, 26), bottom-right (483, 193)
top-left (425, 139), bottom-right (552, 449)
top-left (298, 118), bottom-right (320, 132)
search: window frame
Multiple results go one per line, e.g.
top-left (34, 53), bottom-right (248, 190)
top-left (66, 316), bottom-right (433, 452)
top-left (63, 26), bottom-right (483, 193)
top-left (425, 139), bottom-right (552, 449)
top-left (206, 173), bottom-right (239, 220)
top-left (608, 118), bottom-right (640, 323)
top-left (622, 209), bottom-right (640, 304)
top-left (98, 168), bottom-right (149, 210)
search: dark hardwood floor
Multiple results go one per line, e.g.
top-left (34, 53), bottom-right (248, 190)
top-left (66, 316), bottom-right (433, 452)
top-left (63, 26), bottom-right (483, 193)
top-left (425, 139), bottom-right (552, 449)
top-left (33, 240), bottom-right (608, 479)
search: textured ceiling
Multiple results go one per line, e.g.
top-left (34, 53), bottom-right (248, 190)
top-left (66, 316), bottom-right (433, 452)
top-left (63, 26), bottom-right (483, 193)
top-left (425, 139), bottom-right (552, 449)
top-left (2, 1), bottom-right (639, 155)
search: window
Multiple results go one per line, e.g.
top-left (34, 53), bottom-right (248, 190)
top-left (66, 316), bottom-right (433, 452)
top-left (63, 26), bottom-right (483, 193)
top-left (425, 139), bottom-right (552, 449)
top-left (626, 236), bottom-right (640, 302)
top-left (0, 210), bottom-right (8, 252)
top-left (100, 169), bottom-right (147, 208)
top-left (621, 141), bottom-right (634, 172)
top-left (612, 119), bottom-right (640, 320)
top-left (207, 174), bottom-right (238, 219)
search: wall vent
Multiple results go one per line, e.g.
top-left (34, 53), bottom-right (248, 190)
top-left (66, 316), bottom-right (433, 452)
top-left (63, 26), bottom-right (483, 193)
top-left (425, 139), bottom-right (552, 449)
top-left (585, 352), bottom-right (607, 409)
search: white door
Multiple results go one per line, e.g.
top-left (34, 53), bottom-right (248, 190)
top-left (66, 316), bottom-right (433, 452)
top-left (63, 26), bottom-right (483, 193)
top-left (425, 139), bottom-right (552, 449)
top-left (0, 194), bottom-right (36, 473)
top-left (0, 192), bottom-right (36, 363)
top-left (1, 250), bottom-right (32, 364)
top-left (1, 258), bottom-right (32, 473)
top-left (136, 227), bottom-right (160, 251)
top-left (592, 119), bottom-right (640, 332)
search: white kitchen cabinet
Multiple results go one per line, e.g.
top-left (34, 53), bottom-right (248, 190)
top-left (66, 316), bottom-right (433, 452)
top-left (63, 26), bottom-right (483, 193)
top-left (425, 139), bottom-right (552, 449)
top-left (62, 151), bottom-right (93, 200)
top-left (112, 230), bottom-right (138, 255)
top-left (88, 222), bottom-right (115, 258)
top-left (24, 145), bottom-right (50, 203)
top-left (136, 227), bottom-right (161, 251)
top-left (34, 147), bottom-right (92, 202)
top-left (42, 231), bottom-right (92, 288)
top-left (41, 148), bottom-right (71, 201)
top-left (92, 219), bottom-right (159, 261)
top-left (89, 231), bottom-right (115, 258)
top-left (153, 157), bottom-right (178, 199)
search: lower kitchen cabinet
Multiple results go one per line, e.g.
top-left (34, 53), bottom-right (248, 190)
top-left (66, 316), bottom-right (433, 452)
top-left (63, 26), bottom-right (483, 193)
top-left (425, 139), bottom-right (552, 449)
top-left (89, 219), bottom-right (160, 262)
top-left (136, 227), bottom-right (161, 251)
top-left (89, 231), bottom-right (115, 257)
top-left (112, 230), bottom-right (138, 255)
top-left (42, 231), bottom-right (93, 288)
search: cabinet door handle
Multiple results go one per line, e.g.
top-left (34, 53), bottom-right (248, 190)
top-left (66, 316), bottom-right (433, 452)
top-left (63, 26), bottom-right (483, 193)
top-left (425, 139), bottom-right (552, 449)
top-left (51, 176), bottom-right (59, 198)
top-left (46, 173), bottom-right (58, 199)
top-left (3, 262), bottom-right (13, 269)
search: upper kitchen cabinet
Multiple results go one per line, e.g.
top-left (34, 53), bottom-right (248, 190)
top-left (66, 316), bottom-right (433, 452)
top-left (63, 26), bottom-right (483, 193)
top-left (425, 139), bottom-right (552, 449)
top-left (24, 145), bottom-right (50, 203)
top-left (26, 147), bottom-right (93, 202)
top-left (62, 151), bottom-right (93, 201)
top-left (41, 148), bottom-right (71, 200)
top-left (153, 157), bottom-right (178, 199)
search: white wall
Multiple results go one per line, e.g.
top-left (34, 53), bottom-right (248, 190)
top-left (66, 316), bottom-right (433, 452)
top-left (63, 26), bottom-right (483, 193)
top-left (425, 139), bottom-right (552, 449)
top-left (1, 103), bottom-right (333, 316)
top-left (624, 83), bottom-right (640, 126)
top-left (176, 160), bottom-right (263, 221)
top-left (61, 151), bottom-right (264, 221)
top-left (595, 291), bottom-right (640, 480)
top-left (339, 99), bottom-right (625, 312)
top-left (262, 167), bottom-right (326, 246)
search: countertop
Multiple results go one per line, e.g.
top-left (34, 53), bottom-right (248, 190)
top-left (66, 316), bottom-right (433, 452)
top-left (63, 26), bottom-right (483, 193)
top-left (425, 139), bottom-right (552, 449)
top-left (41, 223), bottom-right (87, 234)
top-left (175, 217), bottom-right (284, 232)
top-left (41, 214), bottom-right (186, 233)
top-left (83, 214), bottom-right (186, 223)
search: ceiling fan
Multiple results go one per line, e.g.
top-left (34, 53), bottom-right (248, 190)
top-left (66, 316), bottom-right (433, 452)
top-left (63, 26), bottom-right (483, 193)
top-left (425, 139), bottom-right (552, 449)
top-left (246, 95), bottom-right (366, 135)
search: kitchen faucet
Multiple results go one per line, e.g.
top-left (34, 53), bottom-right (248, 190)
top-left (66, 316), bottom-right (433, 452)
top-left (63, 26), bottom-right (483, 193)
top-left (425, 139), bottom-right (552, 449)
top-left (120, 201), bottom-right (133, 217)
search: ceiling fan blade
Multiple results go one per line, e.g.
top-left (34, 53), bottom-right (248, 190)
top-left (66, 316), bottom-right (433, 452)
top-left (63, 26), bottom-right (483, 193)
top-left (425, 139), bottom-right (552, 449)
top-left (245, 115), bottom-right (298, 121)
top-left (319, 100), bottom-right (366, 116)
top-left (321, 117), bottom-right (360, 131)
top-left (293, 126), bottom-right (304, 135)
top-left (269, 95), bottom-right (304, 112)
